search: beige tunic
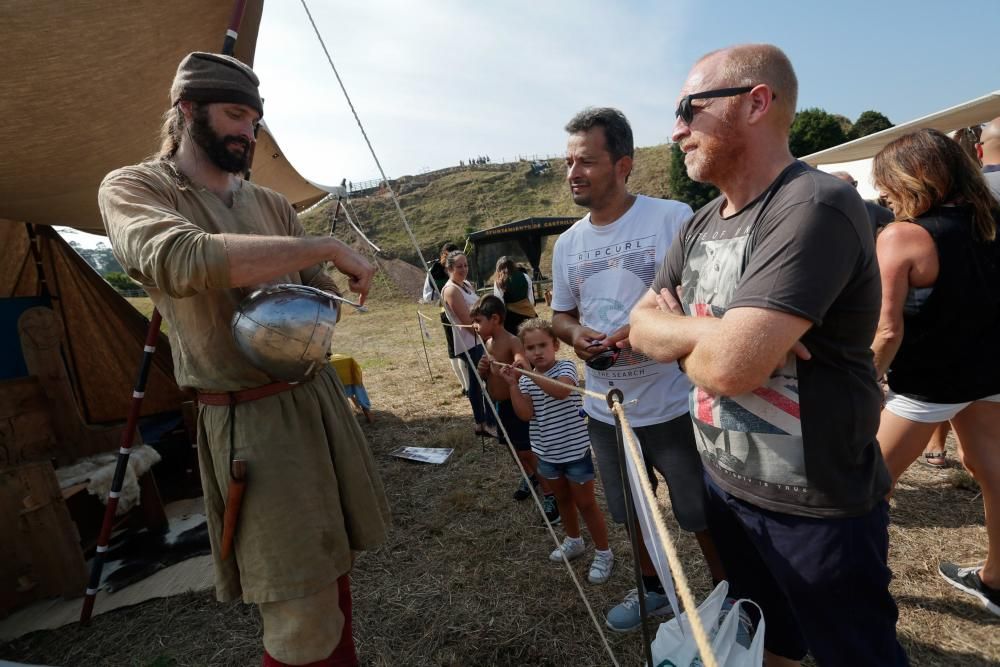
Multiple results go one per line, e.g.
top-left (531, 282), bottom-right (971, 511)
top-left (99, 160), bottom-right (389, 603)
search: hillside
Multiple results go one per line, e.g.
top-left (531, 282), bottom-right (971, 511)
top-left (299, 144), bottom-right (674, 269)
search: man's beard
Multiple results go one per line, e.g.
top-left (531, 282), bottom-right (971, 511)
top-left (189, 106), bottom-right (252, 174)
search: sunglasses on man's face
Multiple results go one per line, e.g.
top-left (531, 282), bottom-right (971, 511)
top-left (674, 86), bottom-right (756, 125)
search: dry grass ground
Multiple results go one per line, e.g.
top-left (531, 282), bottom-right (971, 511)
top-left (3, 285), bottom-right (998, 666)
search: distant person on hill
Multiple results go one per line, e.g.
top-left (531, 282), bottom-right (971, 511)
top-left (500, 318), bottom-right (614, 584)
top-left (551, 106), bottom-right (724, 632)
top-left (871, 128), bottom-right (1000, 618)
top-left (472, 296), bottom-right (559, 523)
top-left (977, 117), bottom-right (1000, 198)
top-left (441, 250), bottom-right (497, 438)
top-left (98, 51), bottom-right (388, 666)
top-left (423, 242), bottom-right (469, 395)
top-left (831, 171), bottom-right (894, 234)
top-left (491, 256), bottom-right (538, 335)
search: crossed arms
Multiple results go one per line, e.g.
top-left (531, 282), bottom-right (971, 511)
top-left (628, 287), bottom-right (812, 397)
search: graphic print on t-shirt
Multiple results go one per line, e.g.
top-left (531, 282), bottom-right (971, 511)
top-left (682, 226), bottom-right (805, 492)
top-left (568, 234), bottom-right (661, 382)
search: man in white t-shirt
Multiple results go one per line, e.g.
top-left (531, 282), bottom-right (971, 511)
top-left (551, 107), bottom-right (724, 632)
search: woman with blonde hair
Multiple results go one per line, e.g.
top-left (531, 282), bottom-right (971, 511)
top-left (492, 256), bottom-right (537, 335)
top-left (871, 128), bottom-right (1000, 617)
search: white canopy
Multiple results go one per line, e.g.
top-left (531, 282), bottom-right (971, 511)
top-left (806, 91), bottom-right (1000, 199)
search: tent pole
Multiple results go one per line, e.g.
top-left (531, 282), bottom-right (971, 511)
top-left (79, 0), bottom-right (250, 625)
top-left (79, 310), bottom-right (162, 624)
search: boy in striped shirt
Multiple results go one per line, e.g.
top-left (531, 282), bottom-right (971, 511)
top-left (500, 318), bottom-right (614, 584)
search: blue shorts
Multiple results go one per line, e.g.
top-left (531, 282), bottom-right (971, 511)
top-left (704, 474), bottom-right (907, 665)
top-left (536, 452), bottom-right (595, 484)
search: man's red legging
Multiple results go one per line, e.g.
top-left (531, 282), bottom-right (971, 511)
top-left (262, 575), bottom-right (357, 667)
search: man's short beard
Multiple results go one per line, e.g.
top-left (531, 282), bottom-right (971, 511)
top-left (189, 105), bottom-right (252, 174)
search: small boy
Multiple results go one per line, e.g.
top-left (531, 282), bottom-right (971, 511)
top-left (471, 296), bottom-right (559, 524)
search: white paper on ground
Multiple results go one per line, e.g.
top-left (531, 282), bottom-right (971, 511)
top-left (390, 447), bottom-right (454, 464)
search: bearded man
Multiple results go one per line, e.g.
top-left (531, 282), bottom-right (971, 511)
top-left (99, 52), bottom-right (389, 667)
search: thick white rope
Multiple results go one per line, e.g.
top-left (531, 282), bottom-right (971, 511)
top-left (612, 401), bottom-right (718, 667)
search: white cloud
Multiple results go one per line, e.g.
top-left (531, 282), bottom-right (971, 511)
top-left (254, 0), bottom-right (691, 184)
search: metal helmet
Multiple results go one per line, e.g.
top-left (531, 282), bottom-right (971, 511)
top-left (232, 284), bottom-right (340, 383)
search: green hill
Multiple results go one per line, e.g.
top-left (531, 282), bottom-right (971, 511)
top-left (300, 144), bottom-right (674, 268)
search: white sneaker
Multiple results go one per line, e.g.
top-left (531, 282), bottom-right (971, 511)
top-left (588, 549), bottom-right (614, 584)
top-left (549, 536), bottom-right (586, 562)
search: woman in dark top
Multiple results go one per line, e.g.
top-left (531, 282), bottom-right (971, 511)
top-left (871, 128), bottom-right (1000, 616)
top-left (491, 256), bottom-right (537, 335)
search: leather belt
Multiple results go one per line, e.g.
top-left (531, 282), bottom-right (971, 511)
top-left (197, 381), bottom-right (298, 406)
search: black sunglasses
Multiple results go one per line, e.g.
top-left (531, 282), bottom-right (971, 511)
top-left (585, 348), bottom-right (620, 371)
top-left (674, 86), bottom-right (758, 125)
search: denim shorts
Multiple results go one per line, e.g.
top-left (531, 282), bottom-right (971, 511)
top-left (536, 452), bottom-right (595, 484)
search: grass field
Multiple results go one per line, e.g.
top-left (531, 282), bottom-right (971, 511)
top-left (2, 281), bottom-right (998, 666)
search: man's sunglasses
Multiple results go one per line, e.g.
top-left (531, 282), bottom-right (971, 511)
top-left (675, 86), bottom-right (761, 125)
top-left (585, 348), bottom-right (620, 371)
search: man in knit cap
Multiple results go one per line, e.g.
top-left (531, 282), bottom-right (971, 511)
top-left (99, 52), bottom-right (390, 667)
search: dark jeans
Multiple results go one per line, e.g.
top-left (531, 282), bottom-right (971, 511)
top-left (460, 345), bottom-right (495, 426)
top-left (705, 474), bottom-right (908, 665)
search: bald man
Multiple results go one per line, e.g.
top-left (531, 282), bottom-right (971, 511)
top-left (978, 117), bottom-right (1000, 197)
top-left (630, 44), bottom-right (905, 666)
top-left (830, 171), bottom-right (894, 234)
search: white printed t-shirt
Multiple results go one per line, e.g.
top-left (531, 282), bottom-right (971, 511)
top-left (551, 195), bottom-right (693, 427)
top-left (518, 360), bottom-right (590, 463)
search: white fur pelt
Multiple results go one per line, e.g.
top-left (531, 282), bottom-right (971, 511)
top-left (55, 445), bottom-right (162, 515)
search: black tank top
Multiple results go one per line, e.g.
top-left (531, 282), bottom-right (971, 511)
top-left (887, 206), bottom-right (1000, 402)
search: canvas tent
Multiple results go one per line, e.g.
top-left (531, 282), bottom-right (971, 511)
top-left (467, 216), bottom-right (577, 285)
top-left (0, 1), bottom-right (336, 427)
top-left (803, 90), bottom-right (1000, 199)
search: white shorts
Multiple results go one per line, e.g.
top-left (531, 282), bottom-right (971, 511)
top-left (884, 390), bottom-right (1000, 423)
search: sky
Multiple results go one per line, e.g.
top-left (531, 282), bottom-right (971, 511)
top-left (252, 0), bottom-right (998, 187)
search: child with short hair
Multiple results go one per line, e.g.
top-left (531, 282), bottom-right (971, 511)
top-left (471, 296), bottom-right (559, 524)
top-left (500, 318), bottom-right (613, 584)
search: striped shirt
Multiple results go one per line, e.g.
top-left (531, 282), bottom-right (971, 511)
top-left (518, 360), bottom-right (590, 463)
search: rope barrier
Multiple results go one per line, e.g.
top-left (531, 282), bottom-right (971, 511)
top-left (301, 5), bottom-right (718, 667)
top-left (489, 360), bottom-right (610, 403)
top-left (440, 302), bottom-right (622, 666)
top-left (611, 400), bottom-right (718, 667)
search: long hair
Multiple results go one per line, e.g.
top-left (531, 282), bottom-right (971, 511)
top-left (492, 256), bottom-right (516, 291)
top-left (156, 105), bottom-right (186, 159)
top-left (872, 128), bottom-right (998, 241)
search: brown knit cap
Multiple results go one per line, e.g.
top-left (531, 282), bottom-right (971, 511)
top-left (170, 52), bottom-right (263, 117)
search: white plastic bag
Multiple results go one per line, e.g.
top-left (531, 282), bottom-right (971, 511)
top-left (650, 581), bottom-right (765, 667)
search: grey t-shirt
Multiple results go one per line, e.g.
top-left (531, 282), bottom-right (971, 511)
top-left (654, 161), bottom-right (891, 518)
